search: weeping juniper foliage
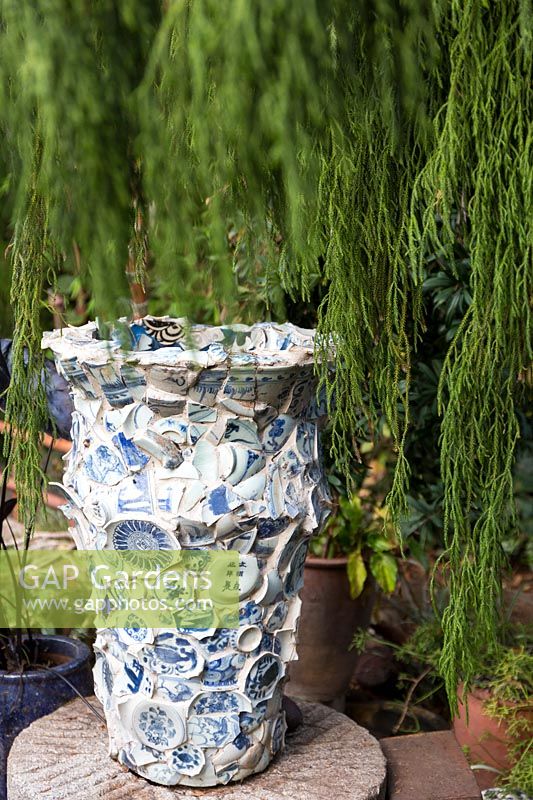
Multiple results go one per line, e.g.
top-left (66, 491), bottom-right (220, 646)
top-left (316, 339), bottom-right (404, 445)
top-left (412, 1), bottom-right (533, 706)
top-left (0, 1), bottom-right (531, 708)
top-left (2, 181), bottom-right (54, 540)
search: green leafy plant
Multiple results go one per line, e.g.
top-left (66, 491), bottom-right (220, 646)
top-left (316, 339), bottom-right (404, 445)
top-left (401, 238), bottom-right (533, 575)
top-left (310, 494), bottom-right (399, 599)
top-left (386, 620), bottom-right (533, 793)
top-left (483, 644), bottom-right (533, 793)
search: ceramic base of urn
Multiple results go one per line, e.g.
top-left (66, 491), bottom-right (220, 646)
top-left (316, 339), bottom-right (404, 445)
top-left (8, 697), bottom-right (387, 800)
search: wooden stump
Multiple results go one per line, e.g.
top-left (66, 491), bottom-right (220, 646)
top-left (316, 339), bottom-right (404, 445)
top-left (7, 697), bottom-right (386, 800)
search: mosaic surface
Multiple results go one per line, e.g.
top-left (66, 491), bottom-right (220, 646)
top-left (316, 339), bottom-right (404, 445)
top-left (44, 317), bottom-right (331, 787)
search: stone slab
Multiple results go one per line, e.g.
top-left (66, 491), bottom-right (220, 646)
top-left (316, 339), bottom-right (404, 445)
top-left (8, 696), bottom-right (386, 800)
top-left (381, 730), bottom-right (481, 800)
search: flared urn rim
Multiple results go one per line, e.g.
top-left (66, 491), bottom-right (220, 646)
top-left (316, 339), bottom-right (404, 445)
top-left (42, 317), bottom-right (323, 372)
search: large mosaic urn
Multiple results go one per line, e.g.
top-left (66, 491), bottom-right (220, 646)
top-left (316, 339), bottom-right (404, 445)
top-left (43, 317), bottom-right (331, 787)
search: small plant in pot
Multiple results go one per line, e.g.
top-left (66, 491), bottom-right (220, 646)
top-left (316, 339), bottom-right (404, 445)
top-left (453, 631), bottom-right (533, 794)
top-left (287, 473), bottom-right (400, 708)
top-left (0, 472), bottom-right (94, 800)
top-left (390, 617), bottom-right (533, 795)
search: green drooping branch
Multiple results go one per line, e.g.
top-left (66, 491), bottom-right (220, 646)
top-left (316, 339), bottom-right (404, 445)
top-left (411, 0), bottom-right (533, 709)
top-left (138, 0), bottom-right (436, 308)
top-left (2, 183), bottom-right (53, 541)
top-left (139, 0), bottom-right (436, 517)
top-left (310, 107), bottom-right (425, 520)
top-left (0, 0), bottom-right (158, 318)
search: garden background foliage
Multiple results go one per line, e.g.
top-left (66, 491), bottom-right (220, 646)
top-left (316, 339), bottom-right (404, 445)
top-left (0, 0), bottom-right (532, 710)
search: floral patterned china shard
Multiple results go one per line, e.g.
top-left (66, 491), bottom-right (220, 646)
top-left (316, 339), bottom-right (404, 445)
top-left (43, 317), bottom-right (331, 787)
top-left (111, 519), bottom-right (177, 551)
top-left (132, 701), bottom-right (186, 750)
top-left (170, 744), bottom-right (206, 776)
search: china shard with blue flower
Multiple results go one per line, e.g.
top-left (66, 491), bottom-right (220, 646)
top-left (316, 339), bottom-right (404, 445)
top-left (112, 519), bottom-right (174, 551)
top-left (44, 317), bottom-right (331, 787)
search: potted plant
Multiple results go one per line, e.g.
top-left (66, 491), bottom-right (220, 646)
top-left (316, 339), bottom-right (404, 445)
top-left (0, 490), bottom-right (94, 800)
top-left (453, 635), bottom-right (533, 793)
top-left (385, 618), bottom-right (533, 795)
top-left (288, 483), bottom-right (399, 707)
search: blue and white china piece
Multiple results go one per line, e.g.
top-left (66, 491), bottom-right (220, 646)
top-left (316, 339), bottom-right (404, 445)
top-left (111, 519), bottom-right (177, 552)
top-left (203, 652), bottom-right (246, 687)
top-left (239, 699), bottom-right (268, 733)
top-left (244, 653), bottom-right (284, 702)
top-left (170, 743), bottom-right (206, 776)
top-left (132, 701), bottom-right (186, 750)
top-left (187, 713), bottom-right (241, 748)
top-left (44, 317), bottom-right (331, 787)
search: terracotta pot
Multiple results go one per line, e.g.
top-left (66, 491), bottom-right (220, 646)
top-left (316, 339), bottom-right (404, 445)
top-left (287, 556), bottom-right (376, 706)
top-left (453, 685), bottom-right (532, 791)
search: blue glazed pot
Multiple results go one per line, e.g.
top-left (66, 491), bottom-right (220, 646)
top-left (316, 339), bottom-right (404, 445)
top-left (0, 634), bottom-right (93, 800)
